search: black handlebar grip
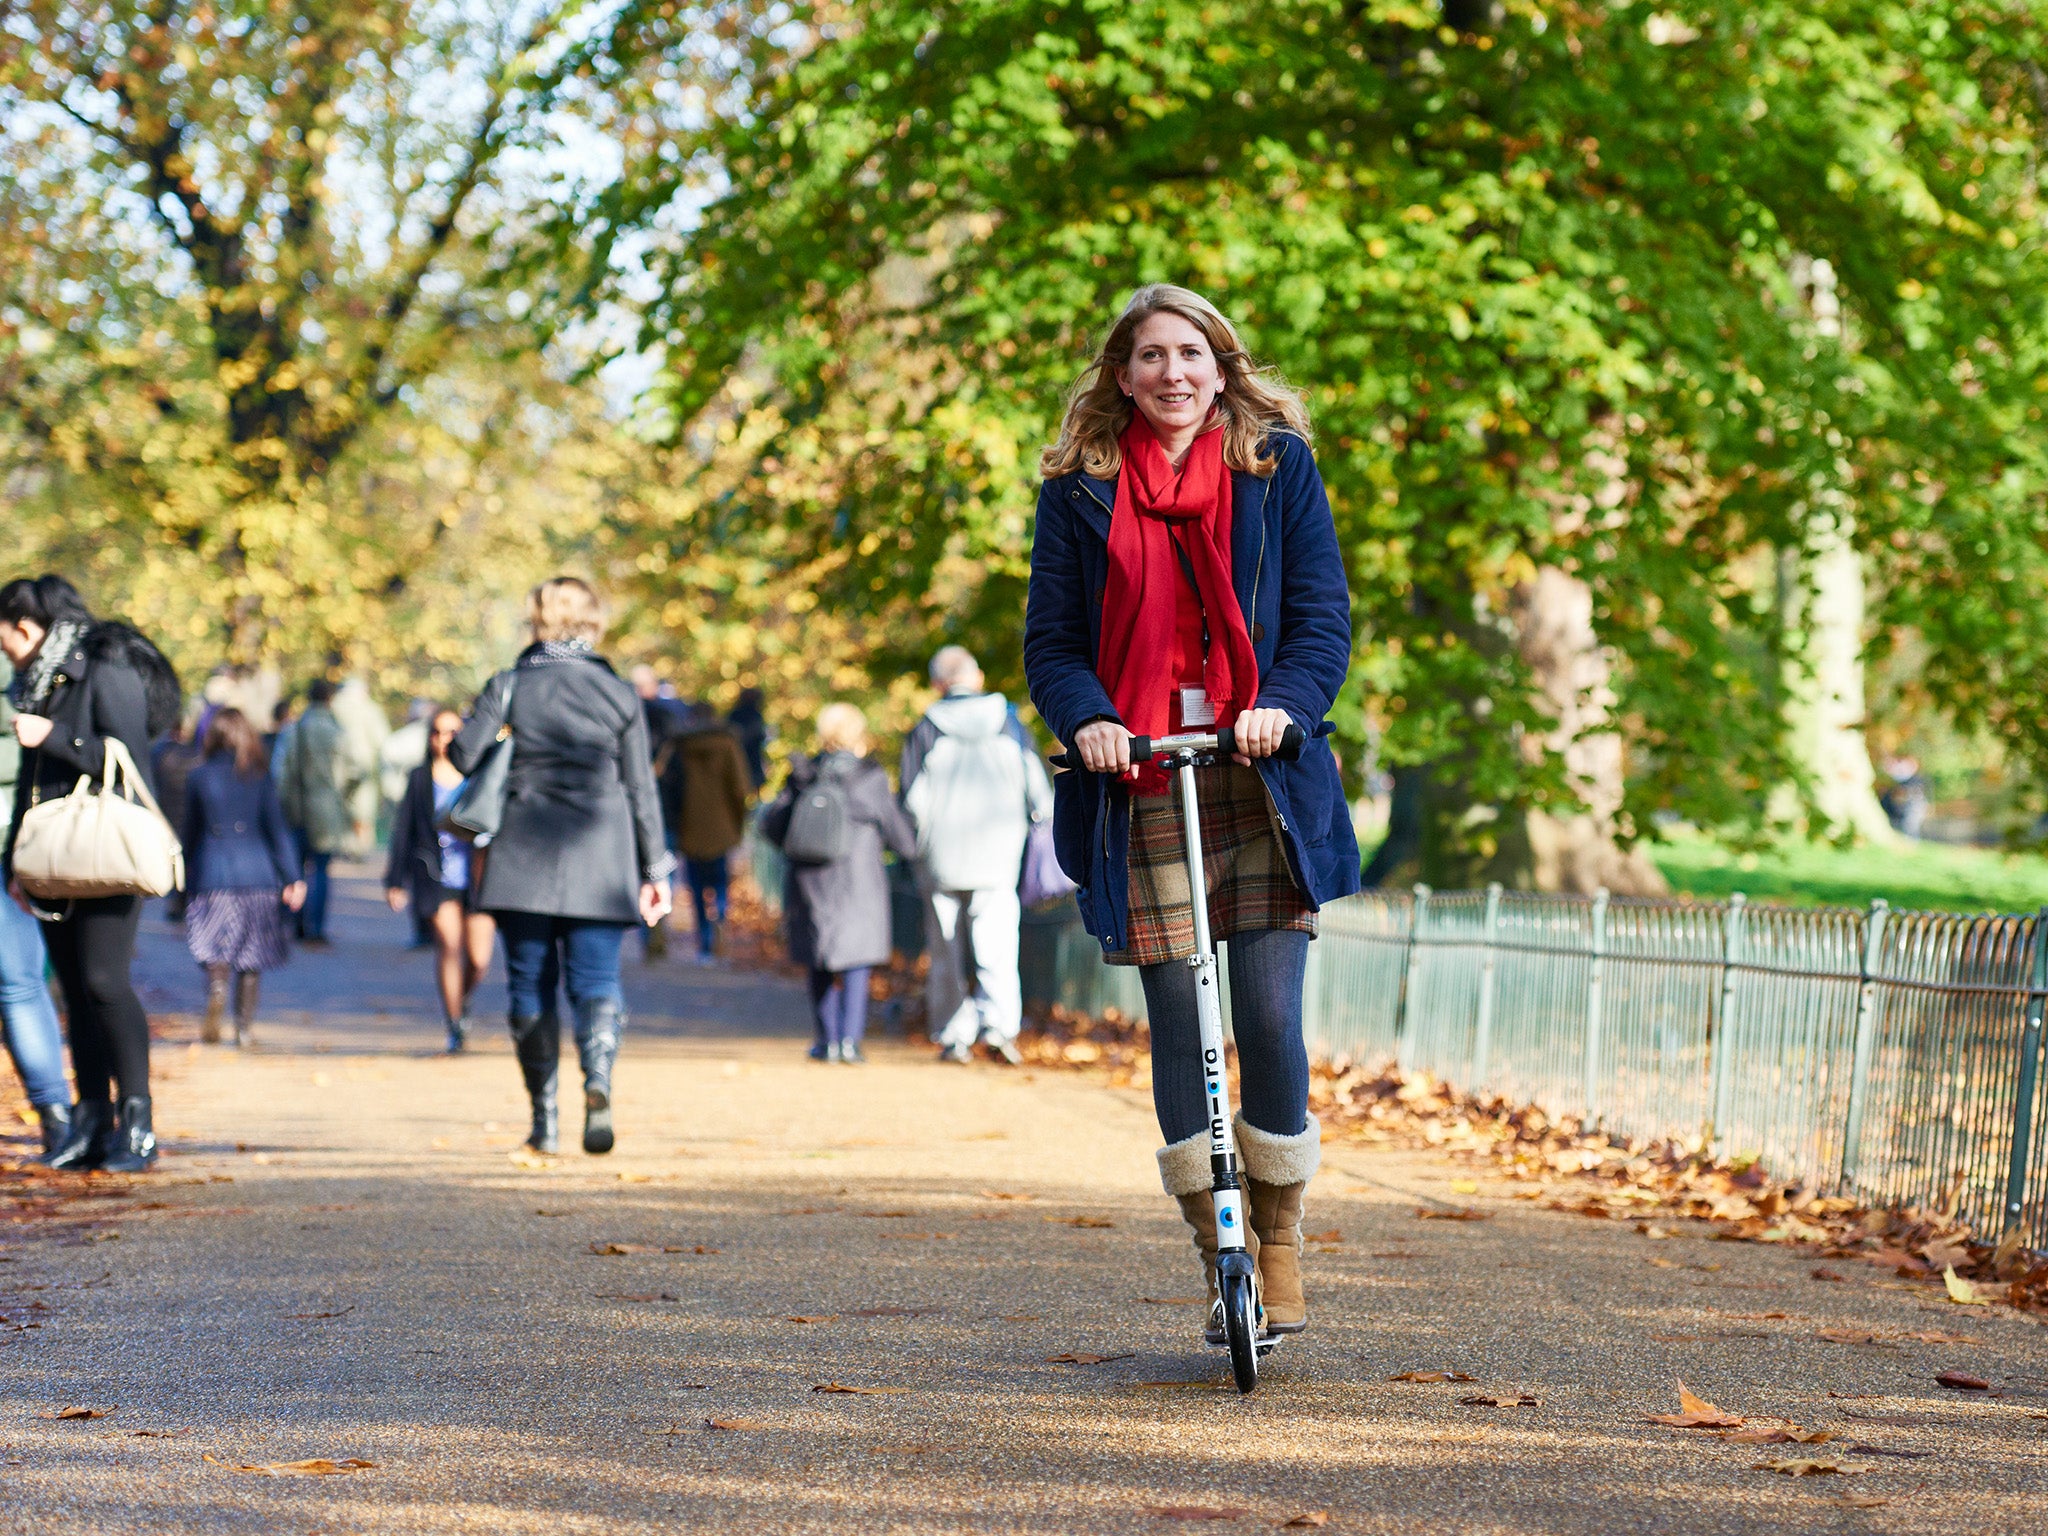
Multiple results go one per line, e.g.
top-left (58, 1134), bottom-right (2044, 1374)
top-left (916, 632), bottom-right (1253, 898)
top-left (1126, 735), bottom-right (1152, 763)
top-left (1217, 724), bottom-right (1307, 760)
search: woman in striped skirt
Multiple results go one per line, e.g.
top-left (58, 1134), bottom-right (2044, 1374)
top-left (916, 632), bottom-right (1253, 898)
top-left (181, 708), bottom-right (304, 1047)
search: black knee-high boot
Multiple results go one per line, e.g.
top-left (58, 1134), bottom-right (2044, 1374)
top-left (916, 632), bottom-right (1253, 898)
top-left (508, 1012), bottom-right (559, 1153)
top-left (577, 999), bottom-right (623, 1156)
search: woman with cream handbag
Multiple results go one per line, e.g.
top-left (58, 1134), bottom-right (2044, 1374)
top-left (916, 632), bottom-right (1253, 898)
top-left (0, 576), bottom-right (182, 1174)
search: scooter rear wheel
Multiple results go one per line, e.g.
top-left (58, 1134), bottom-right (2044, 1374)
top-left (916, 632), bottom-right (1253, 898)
top-left (1219, 1269), bottom-right (1260, 1394)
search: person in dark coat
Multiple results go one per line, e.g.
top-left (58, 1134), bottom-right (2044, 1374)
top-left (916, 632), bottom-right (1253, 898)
top-left (760, 702), bottom-right (916, 1064)
top-left (726, 687), bottom-right (771, 790)
top-left (181, 708), bottom-right (304, 1048)
top-left (385, 706), bottom-right (498, 1053)
top-left (1023, 285), bottom-right (1359, 1343)
top-left (149, 717), bottom-right (204, 921)
top-left (450, 578), bottom-right (674, 1157)
top-left (0, 573), bottom-right (182, 1173)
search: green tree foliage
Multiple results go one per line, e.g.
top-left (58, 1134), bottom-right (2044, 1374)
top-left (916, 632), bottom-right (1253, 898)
top-left (605, 0), bottom-right (2048, 850)
top-left (0, 0), bottom-right (703, 679)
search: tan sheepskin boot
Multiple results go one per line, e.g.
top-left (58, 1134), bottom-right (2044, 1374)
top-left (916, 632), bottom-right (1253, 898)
top-left (1159, 1131), bottom-right (1259, 1345)
top-left (1235, 1112), bottom-right (1322, 1334)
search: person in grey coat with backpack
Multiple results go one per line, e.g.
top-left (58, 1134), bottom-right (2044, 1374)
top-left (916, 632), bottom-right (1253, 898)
top-left (450, 578), bottom-right (675, 1156)
top-left (901, 647), bottom-right (1051, 1065)
top-left (761, 702), bottom-right (916, 1063)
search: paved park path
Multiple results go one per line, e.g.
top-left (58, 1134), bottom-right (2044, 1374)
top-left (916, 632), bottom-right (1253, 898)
top-left (4, 868), bottom-right (2048, 1534)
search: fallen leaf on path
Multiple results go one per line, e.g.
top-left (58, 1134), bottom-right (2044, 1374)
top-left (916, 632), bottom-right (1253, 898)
top-left (702, 1419), bottom-right (769, 1431)
top-left (204, 1455), bottom-right (377, 1476)
top-left (588, 1242), bottom-right (657, 1255)
top-left (785, 1315), bottom-right (837, 1324)
top-left (1139, 1297), bottom-right (1206, 1306)
top-left (1388, 1371), bottom-right (1475, 1383)
top-left (37, 1406), bottom-right (112, 1420)
top-left (1048, 1352), bottom-right (1136, 1365)
top-left (1901, 1329), bottom-right (1981, 1345)
top-left (533, 1209), bottom-right (568, 1217)
top-left (1842, 1443), bottom-right (1931, 1459)
top-left (1146, 1506), bottom-right (1247, 1521)
top-left (1810, 1267), bottom-right (1848, 1282)
top-left (1816, 1493), bottom-right (1891, 1509)
top-left (1942, 1266), bottom-right (1991, 1305)
top-left (1650, 1334), bottom-right (1704, 1343)
top-left (1450, 1179), bottom-right (1479, 1195)
top-left (1922, 1237), bottom-right (1973, 1271)
top-left (813, 1382), bottom-right (911, 1395)
top-left (1719, 1426), bottom-right (1834, 1445)
top-left (1647, 1258), bottom-right (1679, 1269)
top-left (1001, 1313), bottom-right (1042, 1322)
top-left (1280, 1515), bottom-right (1330, 1529)
top-left (282, 1307), bottom-right (354, 1320)
top-left (980, 1190), bottom-right (1034, 1201)
top-left (1459, 1393), bottom-right (1538, 1407)
top-left (1752, 1457), bottom-right (1866, 1476)
top-left (1817, 1328), bottom-right (1894, 1347)
top-left (1415, 1207), bottom-right (1489, 1222)
top-left (1047, 1215), bottom-right (1115, 1228)
top-left (1935, 1370), bottom-right (1990, 1391)
top-left (1647, 1382), bottom-right (1744, 1429)
top-left (1636, 1223), bottom-right (1677, 1240)
top-left (129, 1429), bottom-right (189, 1438)
top-left (1134, 1381), bottom-right (1232, 1392)
top-left (1303, 1229), bottom-right (1342, 1244)
top-left (880, 1232), bottom-right (955, 1241)
top-left (860, 1210), bottom-right (913, 1219)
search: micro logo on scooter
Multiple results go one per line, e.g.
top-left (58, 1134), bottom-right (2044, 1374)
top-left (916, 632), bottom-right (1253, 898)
top-left (1220, 1208), bottom-right (1237, 1228)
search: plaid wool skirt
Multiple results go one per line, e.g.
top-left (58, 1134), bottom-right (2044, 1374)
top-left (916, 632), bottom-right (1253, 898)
top-left (1105, 761), bottom-right (1316, 967)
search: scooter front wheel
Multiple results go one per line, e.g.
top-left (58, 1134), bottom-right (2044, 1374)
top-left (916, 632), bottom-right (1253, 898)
top-left (1218, 1265), bottom-right (1260, 1394)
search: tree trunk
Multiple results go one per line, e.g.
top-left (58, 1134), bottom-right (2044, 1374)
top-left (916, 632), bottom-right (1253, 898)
top-left (1498, 566), bottom-right (1667, 896)
top-left (1775, 528), bottom-right (1896, 843)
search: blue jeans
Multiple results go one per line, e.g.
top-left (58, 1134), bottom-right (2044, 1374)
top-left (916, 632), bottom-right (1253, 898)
top-left (1140, 928), bottom-right (1311, 1143)
top-left (809, 967), bottom-right (871, 1050)
top-left (499, 913), bottom-right (627, 1041)
top-left (0, 895), bottom-right (67, 1108)
top-left (686, 855), bottom-right (728, 958)
top-left (294, 829), bottom-right (332, 939)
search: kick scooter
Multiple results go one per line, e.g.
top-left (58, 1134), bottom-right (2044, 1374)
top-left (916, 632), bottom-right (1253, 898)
top-left (1085, 721), bottom-right (1306, 1394)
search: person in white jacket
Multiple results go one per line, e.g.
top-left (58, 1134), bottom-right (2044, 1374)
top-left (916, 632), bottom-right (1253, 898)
top-left (901, 647), bottom-right (1053, 1064)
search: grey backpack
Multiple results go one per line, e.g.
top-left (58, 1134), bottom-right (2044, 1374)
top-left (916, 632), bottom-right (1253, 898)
top-left (781, 757), bottom-right (854, 864)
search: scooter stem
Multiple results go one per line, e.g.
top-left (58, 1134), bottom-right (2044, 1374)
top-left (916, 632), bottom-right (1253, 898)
top-left (1176, 756), bottom-right (1248, 1256)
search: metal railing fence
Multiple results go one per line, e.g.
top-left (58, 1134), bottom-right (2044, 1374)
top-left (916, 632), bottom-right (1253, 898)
top-left (1035, 884), bottom-right (2048, 1244)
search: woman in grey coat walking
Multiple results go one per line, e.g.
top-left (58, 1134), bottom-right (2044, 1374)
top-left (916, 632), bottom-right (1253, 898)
top-left (451, 578), bottom-right (674, 1155)
top-left (761, 703), bottom-right (915, 1063)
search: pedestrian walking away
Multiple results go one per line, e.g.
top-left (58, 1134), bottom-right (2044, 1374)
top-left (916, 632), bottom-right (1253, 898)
top-left (726, 686), bottom-right (771, 792)
top-left (630, 664), bottom-right (684, 959)
top-left (276, 678), bottom-right (355, 946)
top-left (450, 577), bottom-right (674, 1156)
top-left (661, 700), bottom-right (753, 964)
top-left (902, 646), bottom-right (1051, 1065)
top-left (180, 708), bottom-right (306, 1048)
top-left (1023, 285), bottom-right (1359, 1349)
top-left (0, 573), bottom-right (183, 1173)
top-left (761, 703), bottom-right (916, 1064)
top-left (0, 660), bottom-right (71, 1153)
top-left (385, 707), bottom-right (498, 1052)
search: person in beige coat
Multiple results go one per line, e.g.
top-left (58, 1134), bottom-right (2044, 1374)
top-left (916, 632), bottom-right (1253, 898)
top-left (660, 701), bottom-right (753, 963)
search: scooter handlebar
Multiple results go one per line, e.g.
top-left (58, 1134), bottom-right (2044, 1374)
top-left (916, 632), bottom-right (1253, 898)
top-left (1064, 723), bottom-right (1306, 770)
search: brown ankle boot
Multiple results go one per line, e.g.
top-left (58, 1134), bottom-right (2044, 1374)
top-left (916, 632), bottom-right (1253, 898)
top-left (232, 971), bottom-right (260, 1049)
top-left (1160, 1133), bottom-right (1258, 1345)
top-left (1236, 1113), bottom-right (1321, 1334)
top-left (202, 966), bottom-right (229, 1044)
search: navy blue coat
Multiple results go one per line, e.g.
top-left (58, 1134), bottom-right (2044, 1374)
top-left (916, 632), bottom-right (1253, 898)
top-left (181, 754), bottom-right (299, 893)
top-left (1023, 431), bottom-right (1361, 954)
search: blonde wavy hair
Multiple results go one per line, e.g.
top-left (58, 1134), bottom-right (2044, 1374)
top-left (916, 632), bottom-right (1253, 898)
top-left (1040, 284), bottom-right (1313, 481)
top-left (528, 576), bottom-right (606, 645)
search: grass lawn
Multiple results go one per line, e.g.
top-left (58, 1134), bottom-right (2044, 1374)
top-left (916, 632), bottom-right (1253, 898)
top-left (1650, 829), bottom-right (2048, 915)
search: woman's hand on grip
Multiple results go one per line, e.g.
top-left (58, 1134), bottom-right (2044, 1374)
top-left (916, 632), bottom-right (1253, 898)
top-left (640, 880), bottom-right (673, 928)
top-left (1230, 707), bottom-right (1292, 764)
top-left (1074, 719), bottom-right (1133, 775)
